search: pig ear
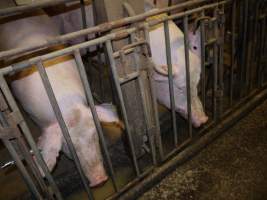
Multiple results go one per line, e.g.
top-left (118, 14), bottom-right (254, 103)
top-left (154, 64), bottom-right (179, 76)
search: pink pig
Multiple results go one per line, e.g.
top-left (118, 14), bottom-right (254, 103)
top-left (0, 11), bottom-right (121, 187)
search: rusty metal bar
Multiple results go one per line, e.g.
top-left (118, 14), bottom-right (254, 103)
top-left (0, 0), bottom-right (229, 61)
top-left (0, 76), bottom-right (63, 200)
top-left (164, 20), bottom-right (178, 146)
top-left (35, 61), bottom-right (94, 199)
top-left (105, 40), bottom-right (140, 177)
top-left (74, 50), bottom-right (118, 192)
top-left (183, 15), bottom-right (193, 138)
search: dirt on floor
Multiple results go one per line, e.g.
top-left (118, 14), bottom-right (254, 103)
top-left (140, 100), bottom-right (267, 200)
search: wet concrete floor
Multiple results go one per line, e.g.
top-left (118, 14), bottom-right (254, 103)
top-left (140, 99), bottom-right (267, 200)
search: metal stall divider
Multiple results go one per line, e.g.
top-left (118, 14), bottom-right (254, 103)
top-left (0, 74), bottom-right (63, 200)
top-left (2, 1), bottom-right (258, 200)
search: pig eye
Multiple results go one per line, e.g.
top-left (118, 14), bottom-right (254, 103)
top-left (193, 46), bottom-right (197, 50)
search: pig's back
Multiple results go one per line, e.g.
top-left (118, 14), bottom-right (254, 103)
top-left (0, 12), bottom-right (87, 127)
top-left (0, 11), bottom-right (59, 51)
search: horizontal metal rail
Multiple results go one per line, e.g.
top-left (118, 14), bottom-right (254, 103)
top-left (0, 0), bottom-right (79, 17)
top-left (0, 0), bottom-right (229, 76)
top-left (0, 0), bottom-right (229, 61)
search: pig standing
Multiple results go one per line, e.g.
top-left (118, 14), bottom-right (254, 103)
top-left (0, 11), bottom-right (121, 187)
top-left (145, 1), bottom-right (208, 127)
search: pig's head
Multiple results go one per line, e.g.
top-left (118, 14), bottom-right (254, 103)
top-left (153, 51), bottom-right (208, 128)
top-left (68, 104), bottom-right (108, 187)
top-left (188, 23), bottom-right (201, 58)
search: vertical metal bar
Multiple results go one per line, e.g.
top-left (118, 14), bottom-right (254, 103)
top-left (129, 33), bottom-right (157, 165)
top-left (0, 112), bottom-right (43, 199)
top-left (0, 75), bottom-right (63, 200)
top-left (74, 50), bottom-right (118, 192)
top-left (218, 6), bottom-right (225, 118)
top-left (80, 0), bottom-right (88, 36)
top-left (144, 23), bottom-right (164, 161)
top-left (230, 0), bottom-right (236, 106)
top-left (2, 139), bottom-right (44, 200)
top-left (105, 40), bottom-right (140, 176)
top-left (212, 8), bottom-right (218, 122)
top-left (183, 16), bottom-right (193, 138)
top-left (259, 16), bottom-right (266, 86)
top-left (163, 20), bottom-right (178, 145)
top-left (200, 11), bottom-right (206, 110)
top-left (36, 61), bottom-right (94, 200)
top-left (241, 0), bottom-right (249, 96)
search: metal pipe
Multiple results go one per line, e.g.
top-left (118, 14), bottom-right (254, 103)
top-left (74, 50), bottom-right (118, 192)
top-left (2, 139), bottom-right (44, 200)
top-left (230, 0), bottom-right (236, 106)
top-left (0, 76), bottom-right (63, 200)
top-left (105, 40), bottom-right (140, 177)
top-left (0, 0), bottom-right (78, 17)
top-left (200, 11), bottom-right (206, 110)
top-left (164, 20), bottom-right (178, 146)
top-left (36, 61), bottom-right (94, 199)
top-left (0, 0), bottom-right (229, 61)
top-left (183, 16), bottom-right (193, 138)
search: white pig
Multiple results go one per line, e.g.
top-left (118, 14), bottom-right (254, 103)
top-left (145, 1), bottom-right (208, 127)
top-left (0, 11), bottom-right (121, 187)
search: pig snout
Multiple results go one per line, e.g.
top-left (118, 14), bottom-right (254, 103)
top-left (88, 164), bottom-right (108, 187)
top-left (176, 96), bottom-right (208, 128)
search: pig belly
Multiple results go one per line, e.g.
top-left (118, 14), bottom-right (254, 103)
top-left (11, 59), bottom-right (86, 127)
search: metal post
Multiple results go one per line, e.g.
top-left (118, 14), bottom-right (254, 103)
top-left (0, 76), bottom-right (63, 200)
top-left (163, 20), bottom-right (178, 145)
top-left (183, 16), bottom-right (193, 137)
top-left (36, 61), bottom-right (94, 200)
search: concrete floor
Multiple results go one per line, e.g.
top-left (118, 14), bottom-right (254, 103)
top-left (140, 99), bottom-right (267, 200)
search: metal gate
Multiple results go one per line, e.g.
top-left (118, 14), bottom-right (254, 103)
top-left (0, 0), bottom-right (266, 199)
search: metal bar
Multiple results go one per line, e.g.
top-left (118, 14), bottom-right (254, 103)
top-left (74, 50), bottom-right (118, 192)
top-left (0, 0), bottom-right (78, 17)
top-left (240, 0), bottom-right (249, 96)
top-left (0, 76), bottom-right (63, 200)
top-left (164, 20), bottom-right (178, 146)
top-left (0, 0), bottom-right (229, 61)
top-left (200, 11), bottom-right (206, 110)
top-left (2, 139), bottom-right (44, 200)
top-left (119, 72), bottom-right (139, 85)
top-left (183, 16), bottom-right (193, 138)
top-left (229, 0), bottom-right (236, 106)
top-left (130, 32), bottom-right (157, 165)
top-left (218, 7), bottom-right (225, 118)
top-left (105, 40), bottom-right (140, 176)
top-left (35, 61), bottom-right (94, 199)
top-left (212, 12), bottom-right (219, 122)
top-left (143, 23), bottom-right (164, 161)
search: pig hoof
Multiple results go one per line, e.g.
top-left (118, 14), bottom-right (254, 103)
top-left (89, 175), bottom-right (108, 187)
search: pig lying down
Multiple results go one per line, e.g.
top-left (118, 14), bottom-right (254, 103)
top-left (0, 11), bottom-right (122, 187)
top-left (145, 2), bottom-right (208, 127)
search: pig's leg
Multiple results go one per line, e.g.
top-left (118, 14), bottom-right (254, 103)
top-left (37, 122), bottom-right (63, 172)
